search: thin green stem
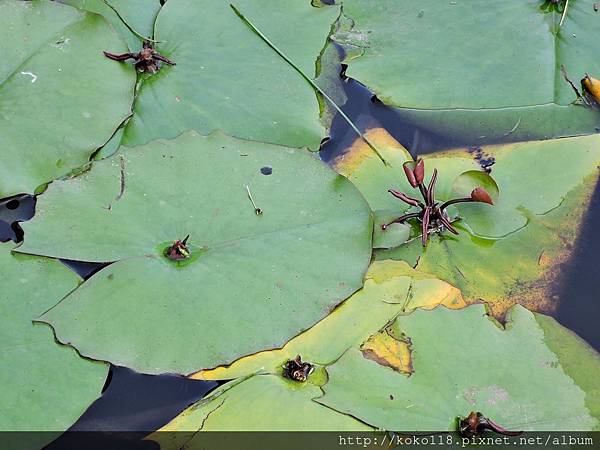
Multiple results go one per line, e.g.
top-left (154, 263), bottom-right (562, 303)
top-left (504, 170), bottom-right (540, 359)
top-left (230, 3), bottom-right (387, 165)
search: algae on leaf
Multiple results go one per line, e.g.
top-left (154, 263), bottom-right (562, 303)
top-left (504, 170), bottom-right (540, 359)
top-left (0, 244), bottom-right (108, 449)
top-left (17, 131), bottom-right (372, 375)
top-left (0, 0), bottom-right (135, 198)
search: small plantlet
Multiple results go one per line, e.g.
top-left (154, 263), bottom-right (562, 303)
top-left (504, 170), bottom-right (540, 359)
top-left (282, 355), bottom-right (314, 382)
top-left (459, 411), bottom-right (522, 438)
top-left (103, 41), bottom-right (175, 74)
top-left (382, 158), bottom-right (494, 246)
top-left (165, 235), bottom-right (191, 260)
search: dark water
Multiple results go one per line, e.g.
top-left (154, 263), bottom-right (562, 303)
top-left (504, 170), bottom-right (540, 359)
top-left (45, 366), bottom-right (220, 449)
top-left (0, 194), bottom-right (36, 242)
top-left (556, 184), bottom-right (600, 351)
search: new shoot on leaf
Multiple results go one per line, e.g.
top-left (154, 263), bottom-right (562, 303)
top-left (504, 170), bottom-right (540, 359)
top-left (165, 235), bottom-right (191, 260)
top-left (282, 355), bottom-right (314, 382)
top-left (104, 41), bottom-right (175, 74)
top-left (383, 159), bottom-right (494, 246)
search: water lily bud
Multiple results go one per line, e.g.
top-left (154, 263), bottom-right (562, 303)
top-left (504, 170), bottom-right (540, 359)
top-left (582, 74), bottom-right (600, 103)
top-left (470, 187), bottom-right (494, 205)
top-left (402, 159), bottom-right (425, 187)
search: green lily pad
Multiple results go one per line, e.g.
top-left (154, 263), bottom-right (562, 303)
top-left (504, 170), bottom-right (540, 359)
top-left (62, 0), bottom-right (162, 51)
top-left (17, 131), bottom-right (372, 375)
top-left (193, 259), bottom-right (466, 381)
top-left (334, 0), bottom-right (600, 141)
top-left (0, 243), bottom-right (108, 448)
top-left (318, 304), bottom-right (600, 431)
top-left (121, 0), bottom-right (339, 149)
top-left (0, 0), bottom-right (135, 198)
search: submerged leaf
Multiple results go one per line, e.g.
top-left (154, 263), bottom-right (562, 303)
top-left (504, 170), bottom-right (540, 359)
top-left (17, 131), bottom-right (372, 375)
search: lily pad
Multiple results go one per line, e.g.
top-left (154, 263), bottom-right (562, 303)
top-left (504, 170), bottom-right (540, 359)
top-left (193, 259), bottom-right (466, 380)
top-left (121, 0), bottom-right (339, 149)
top-left (0, 0), bottom-right (135, 197)
top-left (318, 304), bottom-right (600, 431)
top-left (0, 243), bottom-right (108, 448)
top-left (154, 374), bottom-right (370, 437)
top-left (337, 129), bottom-right (600, 318)
top-left (17, 131), bottom-right (372, 375)
top-left (334, 0), bottom-right (600, 141)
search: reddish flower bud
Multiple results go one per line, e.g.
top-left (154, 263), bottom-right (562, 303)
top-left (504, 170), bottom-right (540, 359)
top-left (402, 159), bottom-right (425, 188)
top-left (470, 187), bottom-right (494, 205)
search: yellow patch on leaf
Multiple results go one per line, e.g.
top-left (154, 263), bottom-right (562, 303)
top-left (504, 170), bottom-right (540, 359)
top-left (333, 127), bottom-right (411, 177)
top-left (583, 74), bottom-right (600, 103)
top-left (361, 328), bottom-right (413, 374)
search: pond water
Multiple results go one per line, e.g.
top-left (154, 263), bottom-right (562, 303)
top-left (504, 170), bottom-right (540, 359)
top-left (1, 51), bottom-right (599, 446)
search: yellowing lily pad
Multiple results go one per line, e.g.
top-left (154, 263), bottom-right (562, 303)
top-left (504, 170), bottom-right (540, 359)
top-left (380, 175), bottom-right (598, 319)
top-left (335, 128), bottom-right (600, 318)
